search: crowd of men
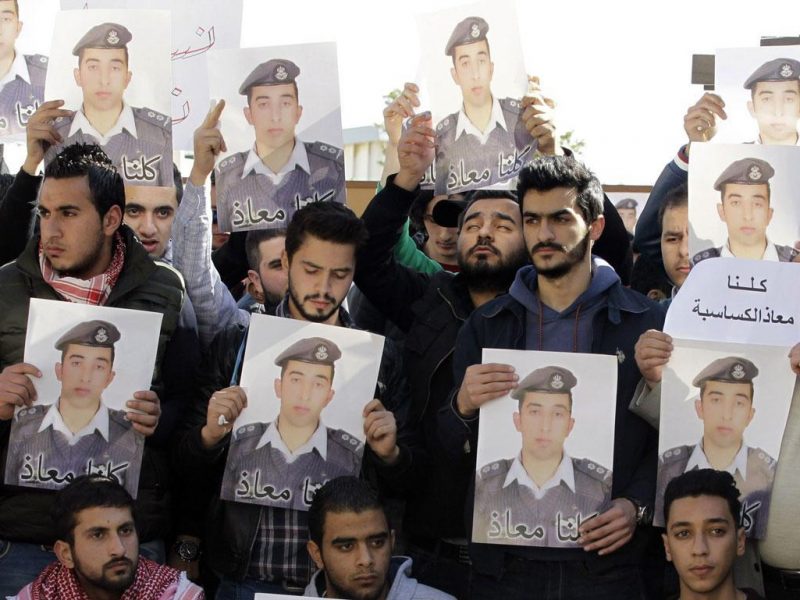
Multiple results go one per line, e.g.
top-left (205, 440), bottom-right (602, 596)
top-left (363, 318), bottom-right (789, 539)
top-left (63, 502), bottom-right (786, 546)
top-left (0, 36), bottom-right (798, 600)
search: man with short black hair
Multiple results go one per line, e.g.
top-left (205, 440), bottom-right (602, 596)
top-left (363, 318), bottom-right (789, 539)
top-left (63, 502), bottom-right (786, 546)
top-left (662, 469), bottom-right (763, 600)
top-left (0, 143), bottom-right (191, 594)
top-left (304, 476), bottom-right (455, 600)
top-left (442, 154), bottom-right (664, 598)
top-left (241, 227), bottom-right (287, 314)
top-left (10, 475), bottom-right (203, 599)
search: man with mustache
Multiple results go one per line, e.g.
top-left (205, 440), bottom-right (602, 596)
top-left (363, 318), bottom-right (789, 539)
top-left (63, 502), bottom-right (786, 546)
top-left (10, 475), bottom-right (203, 599)
top-left (442, 155), bottom-right (664, 598)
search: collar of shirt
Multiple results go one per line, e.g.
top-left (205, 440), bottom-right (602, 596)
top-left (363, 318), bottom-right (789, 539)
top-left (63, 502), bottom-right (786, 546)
top-left (455, 95), bottom-right (507, 145)
top-left (69, 103), bottom-right (138, 144)
top-left (503, 453), bottom-right (576, 499)
top-left (720, 239), bottom-right (780, 262)
top-left (0, 51), bottom-right (30, 88)
top-left (256, 419), bottom-right (328, 462)
top-left (687, 439), bottom-right (749, 479)
top-left (755, 135), bottom-right (800, 146)
top-left (39, 400), bottom-right (110, 445)
top-left (242, 141), bottom-right (311, 185)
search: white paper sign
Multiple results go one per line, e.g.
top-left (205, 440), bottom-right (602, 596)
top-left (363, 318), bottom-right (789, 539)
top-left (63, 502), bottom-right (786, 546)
top-left (665, 258), bottom-right (800, 346)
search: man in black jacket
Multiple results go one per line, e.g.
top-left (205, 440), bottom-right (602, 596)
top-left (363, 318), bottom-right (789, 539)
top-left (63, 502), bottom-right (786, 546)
top-left (0, 144), bottom-right (191, 596)
top-left (352, 111), bottom-right (635, 598)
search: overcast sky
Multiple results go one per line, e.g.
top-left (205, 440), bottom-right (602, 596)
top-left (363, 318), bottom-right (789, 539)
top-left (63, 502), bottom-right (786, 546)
top-left (241, 0), bottom-right (800, 185)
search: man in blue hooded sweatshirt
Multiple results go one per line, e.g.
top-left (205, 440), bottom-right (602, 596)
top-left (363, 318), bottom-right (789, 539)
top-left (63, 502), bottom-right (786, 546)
top-left (436, 155), bottom-right (666, 599)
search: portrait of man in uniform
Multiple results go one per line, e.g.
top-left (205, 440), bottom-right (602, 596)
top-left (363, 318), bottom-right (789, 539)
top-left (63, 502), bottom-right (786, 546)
top-left (222, 336), bottom-right (363, 510)
top-left (743, 57), bottom-right (800, 146)
top-left (215, 57), bottom-right (345, 233)
top-left (434, 15), bottom-right (536, 196)
top-left (5, 320), bottom-right (143, 496)
top-left (655, 356), bottom-right (776, 538)
top-left (473, 366), bottom-right (612, 548)
top-left (44, 21), bottom-right (173, 186)
top-left (692, 157), bottom-right (798, 264)
top-left (615, 198), bottom-right (638, 234)
top-left (0, 0), bottom-right (46, 138)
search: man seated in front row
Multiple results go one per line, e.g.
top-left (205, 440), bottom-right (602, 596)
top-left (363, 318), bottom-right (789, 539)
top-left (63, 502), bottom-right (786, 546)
top-left (662, 469), bottom-right (763, 600)
top-left (11, 475), bottom-right (203, 599)
top-left (305, 476), bottom-right (455, 600)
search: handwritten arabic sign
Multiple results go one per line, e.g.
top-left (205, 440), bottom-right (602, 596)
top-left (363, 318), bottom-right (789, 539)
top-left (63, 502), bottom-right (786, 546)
top-left (654, 338), bottom-right (794, 538)
top-left (665, 258), bottom-right (800, 346)
top-left (473, 349), bottom-right (617, 548)
top-left (4, 299), bottom-right (162, 496)
top-left (220, 315), bottom-right (384, 511)
top-left (416, 0), bottom-right (534, 195)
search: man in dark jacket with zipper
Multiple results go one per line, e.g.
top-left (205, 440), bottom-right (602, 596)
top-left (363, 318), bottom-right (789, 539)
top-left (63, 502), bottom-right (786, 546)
top-left (353, 110), bottom-right (635, 597)
top-left (442, 155), bottom-right (665, 599)
top-left (0, 143), bottom-right (190, 596)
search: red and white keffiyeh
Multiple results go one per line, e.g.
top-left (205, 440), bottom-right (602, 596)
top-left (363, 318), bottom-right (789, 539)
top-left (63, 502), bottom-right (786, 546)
top-left (39, 231), bottom-right (126, 306)
top-left (14, 557), bottom-right (204, 600)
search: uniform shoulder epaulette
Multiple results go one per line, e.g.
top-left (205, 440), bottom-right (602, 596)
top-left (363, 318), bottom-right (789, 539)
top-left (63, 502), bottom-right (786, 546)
top-left (14, 404), bottom-right (45, 423)
top-left (478, 458), bottom-right (512, 480)
top-left (233, 421), bottom-right (267, 442)
top-left (776, 244), bottom-right (799, 262)
top-left (328, 428), bottom-right (363, 453)
top-left (435, 112), bottom-right (458, 134)
top-left (133, 107), bottom-right (171, 129)
top-left (217, 152), bottom-right (246, 177)
top-left (306, 141), bottom-right (343, 161)
top-left (108, 407), bottom-right (134, 429)
top-left (661, 445), bottom-right (693, 465)
top-left (52, 113), bottom-right (73, 133)
top-left (499, 97), bottom-right (524, 114)
top-left (692, 248), bottom-right (721, 265)
top-left (25, 54), bottom-right (48, 70)
top-left (748, 446), bottom-right (776, 470)
top-left (573, 457), bottom-right (611, 482)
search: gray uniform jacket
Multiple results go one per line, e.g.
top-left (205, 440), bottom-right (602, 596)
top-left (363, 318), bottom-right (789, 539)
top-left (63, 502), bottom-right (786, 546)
top-left (655, 444), bottom-right (776, 538)
top-left (215, 141), bottom-right (345, 232)
top-left (693, 244), bottom-right (798, 265)
top-left (45, 107), bottom-right (173, 186)
top-left (4, 404), bottom-right (143, 496)
top-left (304, 556), bottom-right (456, 600)
top-left (221, 420), bottom-right (363, 511)
top-left (472, 457), bottom-right (612, 547)
top-left (434, 98), bottom-right (535, 195)
top-left (0, 54), bottom-right (47, 137)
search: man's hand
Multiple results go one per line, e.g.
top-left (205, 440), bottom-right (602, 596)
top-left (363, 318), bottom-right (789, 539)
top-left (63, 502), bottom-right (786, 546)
top-left (23, 100), bottom-right (74, 175)
top-left (394, 113), bottom-right (436, 191)
top-left (189, 100), bottom-right (227, 186)
top-left (384, 83), bottom-right (421, 147)
top-left (167, 535), bottom-right (201, 582)
top-left (363, 399), bottom-right (399, 465)
top-left (456, 363), bottom-right (518, 418)
top-left (521, 76), bottom-right (561, 156)
top-left (684, 93), bottom-right (726, 149)
top-left (578, 498), bottom-right (637, 556)
top-left (634, 330), bottom-right (673, 388)
top-left (126, 391), bottom-right (161, 436)
top-left (0, 363), bottom-right (41, 420)
top-left (789, 343), bottom-right (800, 376)
top-left (201, 386), bottom-right (247, 448)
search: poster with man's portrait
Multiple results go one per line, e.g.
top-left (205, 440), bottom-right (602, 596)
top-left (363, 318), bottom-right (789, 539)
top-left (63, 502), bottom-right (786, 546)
top-left (61, 0), bottom-right (244, 152)
top-left (688, 143), bottom-right (800, 265)
top-left (207, 42), bottom-right (346, 233)
top-left (0, 0), bottom-right (59, 141)
top-left (221, 314), bottom-right (384, 510)
top-left (473, 349), bottom-right (617, 548)
top-left (655, 338), bottom-right (795, 538)
top-left (713, 46), bottom-right (800, 145)
top-left (416, 0), bottom-right (534, 196)
top-left (4, 299), bottom-right (162, 496)
top-left (44, 9), bottom-right (174, 186)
